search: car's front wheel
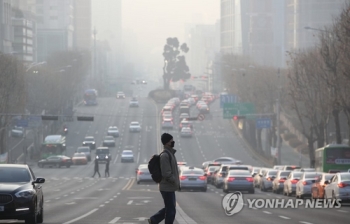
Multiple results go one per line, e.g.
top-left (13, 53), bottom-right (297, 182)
top-left (37, 200), bottom-right (44, 223)
top-left (25, 205), bottom-right (37, 224)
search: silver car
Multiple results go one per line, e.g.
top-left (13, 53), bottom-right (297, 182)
top-left (121, 150), bottom-right (134, 163)
top-left (324, 172), bottom-right (350, 202)
top-left (162, 119), bottom-right (174, 129)
top-left (129, 98), bottom-right (139, 107)
top-left (260, 169), bottom-right (278, 192)
top-left (76, 146), bottom-right (91, 161)
top-left (136, 167), bottom-right (152, 184)
top-left (102, 136), bottom-right (116, 147)
top-left (179, 113), bottom-right (190, 120)
top-left (283, 171), bottom-right (303, 196)
top-left (223, 170), bottom-right (255, 194)
top-left (107, 126), bottom-right (119, 137)
top-left (180, 127), bottom-right (193, 137)
top-left (82, 136), bottom-right (96, 149)
top-left (129, 121), bottom-right (141, 132)
top-left (179, 167), bottom-right (207, 192)
top-left (11, 126), bottom-right (24, 137)
top-left (272, 170), bottom-right (291, 194)
top-left (295, 172), bottom-right (323, 199)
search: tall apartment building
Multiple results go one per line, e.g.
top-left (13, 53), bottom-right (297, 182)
top-left (74, 0), bottom-right (91, 50)
top-left (36, 0), bottom-right (74, 61)
top-left (12, 0), bottom-right (37, 64)
top-left (0, 0), bottom-right (13, 54)
top-left (285, 0), bottom-right (346, 50)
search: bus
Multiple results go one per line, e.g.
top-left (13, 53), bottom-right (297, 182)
top-left (83, 89), bottom-right (98, 106)
top-left (40, 135), bottom-right (66, 159)
top-left (315, 144), bottom-right (350, 173)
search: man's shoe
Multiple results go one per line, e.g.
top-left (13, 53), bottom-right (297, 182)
top-left (148, 218), bottom-right (152, 224)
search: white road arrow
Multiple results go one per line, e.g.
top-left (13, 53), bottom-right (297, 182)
top-left (65, 202), bottom-right (76, 205)
top-left (134, 217), bottom-right (148, 221)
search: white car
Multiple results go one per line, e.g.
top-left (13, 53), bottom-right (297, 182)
top-left (102, 136), bottom-right (116, 147)
top-left (121, 150), bottom-right (134, 163)
top-left (116, 92), bottom-right (125, 99)
top-left (162, 119), bottom-right (174, 129)
top-left (107, 126), bottom-right (119, 137)
top-left (11, 126), bottom-right (24, 137)
top-left (180, 127), bottom-right (193, 137)
top-left (129, 121), bottom-right (141, 132)
top-left (179, 113), bottom-right (190, 120)
top-left (129, 98), bottom-right (139, 107)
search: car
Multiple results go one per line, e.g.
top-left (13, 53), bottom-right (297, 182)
top-left (199, 104), bottom-right (210, 114)
top-left (116, 91), bottom-right (125, 99)
top-left (135, 164), bottom-right (148, 174)
top-left (161, 106), bottom-right (173, 114)
top-left (107, 126), bottom-right (119, 137)
top-left (76, 146), bottom-right (91, 161)
top-left (223, 170), bottom-right (255, 193)
top-left (162, 119), bottom-right (174, 129)
top-left (295, 172), bottom-right (323, 198)
top-left (179, 167), bottom-right (207, 192)
top-left (102, 136), bottom-right (116, 147)
top-left (162, 114), bottom-right (173, 121)
top-left (206, 166), bottom-right (220, 184)
top-left (283, 165), bottom-right (301, 171)
top-left (324, 172), bottom-right (350, 202)
top-left (311, 173), bottom-right (334, 199)
top-left (136, 167), bottom-right (152, 184)
top-left (283, 171), bottom-right (303, 196)
top-left (121, 150), bottom-right (134, 163)
top-left (180, 127), bottom-right (193, 137)
top-left (72, 153), bottom-right (88, 165)
top-left (142, 80), bottom-right (147, 84)
top-left (300, 168), bottom-right (316, 172)
top-left (37, 155), bottom-right (72, 168)
top-left (82, 136), bottom-right (96, 149)
top-left (0, 164), bottom-right (45, 224)
top-left (129, 98), bottom-right (139, 107)
top-left (129, 121), bottom-right (141, 132)
top-left (273, 165), bottom-right (285, 170)
top-left (179, 113), bottom-right (190, 120)
top-left (272, 170), bottom-right (291, 194)
top-left (260, 169), bottom-right (278, 192)
top-left (11, 126), bottom-right (24, 137)
top-left (95, 147), bottom-right (111, 162)
top-left (213, 157), bottom-right (237, 163)
top-left (178, 120), bottom-right (193, 131)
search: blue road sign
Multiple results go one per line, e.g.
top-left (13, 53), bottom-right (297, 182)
top-left (220, 94), bottom-right (238, 108)
top-left (28, 115), bottom-right (41, 121)
top-left (256, 118), bottom-right (271, 129)
top-left (16, 119), bottom-right (28, 127)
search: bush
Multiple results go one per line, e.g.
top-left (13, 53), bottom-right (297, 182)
top-left (282, 133), bottom-right (297, 141)
top-left (288, 138), bottom-right (303, 148)
top-left (296, 144), bottom-right (309, 155)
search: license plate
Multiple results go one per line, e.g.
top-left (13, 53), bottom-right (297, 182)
top-left (189, 178), bottom-right (196, 181)
top-left (0, 206), bottom-right (4, 211)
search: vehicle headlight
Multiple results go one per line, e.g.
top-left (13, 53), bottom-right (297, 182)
top-left (105, 156), bottom-right (109, 159)
top-left (83, 142), bottom-right (86, 144)
top-left (96, 156), bottom-right (99, 159)
top-left (92, 142), bottom-right (95, 144)
top-left (15, 190), bottom-right (35, 199)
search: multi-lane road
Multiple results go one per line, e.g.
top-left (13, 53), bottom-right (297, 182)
top-left (3, 83), bottom-right (350, 224)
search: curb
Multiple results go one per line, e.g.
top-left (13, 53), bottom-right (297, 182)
top-left (230, 119), bottom-right (273, 168)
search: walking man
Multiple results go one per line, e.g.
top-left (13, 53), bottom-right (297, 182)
top-left (105, 160), bottom-right (110, 177)
top-left (148, 133), bottom-right (180, 224)
top-left (92, 159), bottom-right (101, 178)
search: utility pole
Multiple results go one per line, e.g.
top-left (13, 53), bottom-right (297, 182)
top-left (276, 68), bottom-right (281, 165)
top-left (93, 27), bottom-right (97, 81)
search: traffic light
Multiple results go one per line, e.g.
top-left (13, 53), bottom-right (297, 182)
top-left (41, 115), bottom-right (59, 121)
top-left (77, 116), bottom-right (94, 121)
top-left (233, 115), bottom-right (246, 120)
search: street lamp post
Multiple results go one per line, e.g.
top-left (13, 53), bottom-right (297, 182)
top-left (276, 68), bottom-right (281, 165)
top-left (93, 27), bottom-right (98, 81)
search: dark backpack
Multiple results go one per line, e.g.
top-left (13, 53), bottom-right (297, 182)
top-left (148, 151), bottom-right (172, 183)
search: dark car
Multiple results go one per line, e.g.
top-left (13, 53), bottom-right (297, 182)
top-left (82, 136), bottom-right (96, 149)
top-left (0, 164), bottom-right (45, 224)
top-left (37, 155), bottom-right (72, 168)
top-left (95, 147), bottom-right (111, 162)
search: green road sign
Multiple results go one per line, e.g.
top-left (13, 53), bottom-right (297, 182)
top-left (223, 103), bottom-right (255, 119)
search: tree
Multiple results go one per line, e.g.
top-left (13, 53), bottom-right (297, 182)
top-left (162, 38), bottom-right (190, 89)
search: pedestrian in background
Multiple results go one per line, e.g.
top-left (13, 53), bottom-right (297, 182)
top-left (148, 133), bottom-right (180, 224)
top-left (105, 160), bottom-right (110, 177)
top-left (92, 159), bottom-right (101, 178)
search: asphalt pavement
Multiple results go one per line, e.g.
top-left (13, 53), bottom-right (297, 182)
top-left (3, 83), bottom-right (349, 224)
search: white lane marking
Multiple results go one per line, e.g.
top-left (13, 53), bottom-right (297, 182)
top-left (279, 216), bottom-right (290, 219)
top-left (127, 200), bottom-right (133, 205)
top-left (300, 222), bottom-right (313, 224)
top-left (176, 203), bottom-right (198, 224)
top-left (63, 208), bottom-right (98, 224)
top-left (99, 204), bottom-right (105, 207)
top-left (337, 210), bottom-right (348, 213)
top-left (263, 211), bottom-right (271, 214)
top-left (113, 154), bottom-right (119, 164)
top-left (137, 152), bottom-right (140, 163)
top-left (108, 217), bottom-right (121, 224)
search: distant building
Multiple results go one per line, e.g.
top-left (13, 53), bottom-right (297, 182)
top-left (285, 0), bottom-right (346, 50)
top-left (74, 0), bottom-right (91, 50)
top-left (0, 0), bottom-right (13, 54)
top-left (36, 0), bottom-right (74, 61)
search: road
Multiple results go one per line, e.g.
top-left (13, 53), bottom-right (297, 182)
top-left (3, 83), bottom-right (350, 224)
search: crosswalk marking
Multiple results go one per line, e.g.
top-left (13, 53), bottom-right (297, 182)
top-left (109, 217), bottom-right (121, 223)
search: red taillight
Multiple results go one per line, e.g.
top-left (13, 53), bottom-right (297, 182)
top-left (180, 176), bottom-right (187, 180)
top-left (137, 171), bottom-right (143, 175)
top-left (199, 176), bottom-right (206, 181)
top-left (267, 177), bottom-right (272, 181)
top-left (291, 179), bottom-right (298, 184)
top-left (302, 181), bottom-right (308, 185)
top-left (279, 179), bottom-right (285, 183)
top-left (207, 172), bottom-right (212, 175)
top-left (338, 182), bottom-right (348, 188)
top-left (246, 177), bottom-right (254, 182)
top-left (227, 177), bottom-right (235, 182)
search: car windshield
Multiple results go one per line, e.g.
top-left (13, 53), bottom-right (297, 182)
top-left (209, 166), bottom-right (219, 171)
top-left (268, 171), bottom-right (278, 176)
top-left (228, 170), bottom-right (250, 175)
top-left (96, 149), bottom-right (109, 154)
top-left (123, 151), bottom-right (133, 155)
top-left (340, 173), bottom-right (350, 181)
top-left (292, 172), bottom-right (302, 178)
top-left (280, 171), bottom-right (291, 176)
top-left (74, 154), bottom-right (86, 158)
top-left (131, 123), bottom-right (139, 126)
top-left (182, 170), bottom-right (204, 175)
top-left (0, 167), bottom-right (31, 182)
top-left (109, 128), bottom-right (118, 131)
top-left (305, 173), bottom-right (321, 179)
top-left (85, 137), bottom-right (94, 141)
top-left (77, 148), bottom-right (89, 152)
top-left (104, 136), bottom-right (114, 140)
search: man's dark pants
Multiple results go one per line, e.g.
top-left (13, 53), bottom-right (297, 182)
top-left (150, 191), bottom-right (176, 224)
